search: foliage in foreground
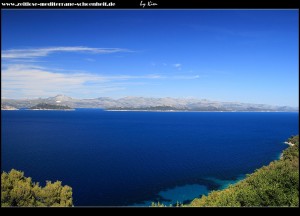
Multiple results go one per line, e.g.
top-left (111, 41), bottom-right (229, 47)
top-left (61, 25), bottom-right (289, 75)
top-left (1, 169), bottom-right (73, 207)
top-left (189, 135), bottom-right (299, 207)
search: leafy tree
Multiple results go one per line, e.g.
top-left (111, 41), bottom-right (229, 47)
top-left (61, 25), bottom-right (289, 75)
top-left (1, 169), bottom-right (73, 207)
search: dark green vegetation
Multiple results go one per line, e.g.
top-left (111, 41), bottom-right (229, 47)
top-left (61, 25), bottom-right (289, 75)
top-left (1, 169), bottom-right (73, 207)
top-left (283, 135), bottom-right (299, 161)
top-left (288, 135), bottom-right (299, 145)
top-left (189, 135), bottom-right (299, 207)
top-left (29, 103), bottom-right (73, 110)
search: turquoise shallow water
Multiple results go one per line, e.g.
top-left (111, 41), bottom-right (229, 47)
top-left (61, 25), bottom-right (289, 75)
top-left (1, 110), bottom-right (298, 206)
top-left (134, 184), bottom-right (209, 206)
top-left (134, 175), bottom-right (246, 206)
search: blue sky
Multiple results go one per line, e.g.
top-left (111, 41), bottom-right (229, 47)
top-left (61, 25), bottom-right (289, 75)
top-left (1, 10), bottom-right (298, 106)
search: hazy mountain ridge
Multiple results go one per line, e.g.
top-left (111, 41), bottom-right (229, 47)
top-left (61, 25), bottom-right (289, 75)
top-left (1, 95), bottom-right (298, 111)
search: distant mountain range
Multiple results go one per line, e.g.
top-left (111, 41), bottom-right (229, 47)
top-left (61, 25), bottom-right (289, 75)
top-left (1, 95), bottom-right (298, 112)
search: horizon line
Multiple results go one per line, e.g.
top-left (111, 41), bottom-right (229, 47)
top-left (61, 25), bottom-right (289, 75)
top-left (1, 94), bottom-right (298, 108)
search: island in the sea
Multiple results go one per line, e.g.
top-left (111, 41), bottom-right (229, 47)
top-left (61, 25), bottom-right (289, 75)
top-left (29, 103), bottom-right (74, 110)
top-left (1, 105), bottom-right (19, 110)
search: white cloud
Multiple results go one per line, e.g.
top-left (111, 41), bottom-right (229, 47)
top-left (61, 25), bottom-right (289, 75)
top-left (173, 75), bottom-right (200, 80)
top-left (173, 63), bottom-right (182, 70)
top-left (2, 63), bottom-right (201, 99)
top-left (1, 64), bottom-right (164, 99)
top-left (2, 46), bottom-right (129, 59)
top-left (173, 63), bottom-right (181, 68)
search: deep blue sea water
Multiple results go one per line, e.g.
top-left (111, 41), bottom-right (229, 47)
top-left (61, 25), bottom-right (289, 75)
top-left (1, 110), bottom-right (299, 206)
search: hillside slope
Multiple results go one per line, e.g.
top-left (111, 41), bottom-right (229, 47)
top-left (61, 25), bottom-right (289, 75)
top-left (189, 135), bottom-right (299, 207)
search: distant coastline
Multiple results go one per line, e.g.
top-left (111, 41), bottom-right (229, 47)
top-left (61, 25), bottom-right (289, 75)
top-left (105, 110), bottom-right (298, 113)
top-left (2, 95), bottom-right (298, 112)
top-left (26, 109), bottom-right (75, 111)
top-left (1, 109), bottom-right (298, 113)
top-left (1, 105), bottom-right (19, 110)
top-left (28, 103), bottom-right (74, 111)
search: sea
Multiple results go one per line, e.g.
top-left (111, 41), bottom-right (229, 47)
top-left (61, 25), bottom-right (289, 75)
top-left (1, 110), bottom-right (299, 206)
